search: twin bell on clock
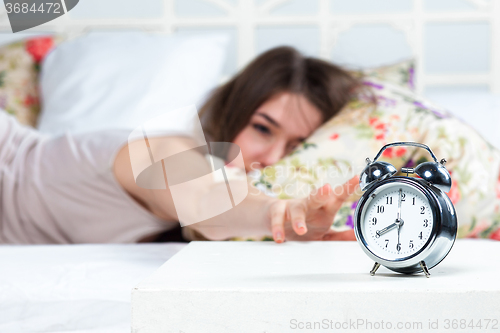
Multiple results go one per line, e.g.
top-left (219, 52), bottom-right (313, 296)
top-left (354, 142), bottom-right (457, 278)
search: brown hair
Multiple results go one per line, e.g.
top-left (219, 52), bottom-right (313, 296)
top-left (199, 46), bottom-right (368, 142)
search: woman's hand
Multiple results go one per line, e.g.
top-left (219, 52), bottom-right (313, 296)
top-left (267, 176), bottom-right (359, 243)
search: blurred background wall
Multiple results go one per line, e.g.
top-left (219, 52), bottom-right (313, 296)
top-left (1, 0), bottom-right (499, 94)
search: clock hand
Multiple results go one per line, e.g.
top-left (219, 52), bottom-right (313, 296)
top-left (397, 188), bottom-right (402, 221)
top-left (376, 220), bottom-right (404, 237)
top-left (376, 222), bottom-right (396, 237)
top-left (376, 190), bottom-right (405, 238)
top-left (397, 221), bottom-right (401, 252)
top-left (397, 188), bottom-right (403, 252)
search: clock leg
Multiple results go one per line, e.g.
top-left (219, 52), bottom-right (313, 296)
top-left (419, 261), bottom-right (431, 278)
top-left (370, 262), bottom-right (381, 276)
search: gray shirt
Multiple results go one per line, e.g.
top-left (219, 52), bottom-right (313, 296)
top-left (0, 111), bottom-right (174, 244)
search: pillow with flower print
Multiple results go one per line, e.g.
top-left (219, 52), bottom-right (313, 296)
top-left (234, 78), bottom-right (500, 242)
top-left (0, 35), bottom-right (62, 127)
top-left (350, 58), bottom-right (416, 91)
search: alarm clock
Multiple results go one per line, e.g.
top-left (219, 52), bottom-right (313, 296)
top-left (354, 142), bottom-right (457, 278)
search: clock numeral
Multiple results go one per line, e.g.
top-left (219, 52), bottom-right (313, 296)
top-left (371, 217), bottom-right (377, 225)
top-left (423, 219), bottom-right (429, 227)
top-left (386, 196), bottom-right (393, 205)
top-left (412, 197), bottom-right (415, 205)
top-left (418, 231), bottom-right (423, 240)
top-left (377, 205), bottom-right (385, 213)
top-left (409, 240), bottom-right (414, 249)
top-left (401, 193), bottom-right (406, 201)
top-left (385, 239), bottom-right (389, 248)
top-left (420, 206), bottom-right (425, 214)
top-left (396, 243), bottom-right (401, 252)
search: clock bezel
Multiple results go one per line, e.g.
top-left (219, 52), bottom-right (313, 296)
top-left (354, 177), bottom-right (442, 270)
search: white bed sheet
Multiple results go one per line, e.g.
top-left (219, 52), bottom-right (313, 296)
top-left (0, 243), bottom-right (188, 333)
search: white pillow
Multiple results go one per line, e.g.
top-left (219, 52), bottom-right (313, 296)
top-left (37, 32), bottom-right (229, 136)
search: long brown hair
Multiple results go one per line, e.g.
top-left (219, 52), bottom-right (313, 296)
top-left (199, 46), bottom-right (367, 142)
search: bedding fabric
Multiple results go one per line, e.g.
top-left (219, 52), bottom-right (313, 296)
top-left (232, 78), bottom-right (500, 241)
top-left (0, 35), bottom-right (61, 127)
top-left (350, 58), bottom-right (415, 91)
top-left (424, 86), bottom-right (500, 150)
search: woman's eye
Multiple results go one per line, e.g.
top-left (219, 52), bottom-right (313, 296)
top-left (287, 140), bottom-right (304, 154)
top-left (286, 143), bottom-right (298, 153)
top-left (253, 124), bottom-right (271, 135)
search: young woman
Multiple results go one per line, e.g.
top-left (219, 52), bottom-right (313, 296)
top-left (0, 47), bottom-right (366, 245)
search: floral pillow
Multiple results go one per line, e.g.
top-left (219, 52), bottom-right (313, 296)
top-left (350, 58), bottom-right (416, 91)
top-left (0, 35), bottom-right (62, 127)
top-left (241, 78), bottom-right (500, 241)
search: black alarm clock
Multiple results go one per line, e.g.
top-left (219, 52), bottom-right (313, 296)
top-left (354, 142), bottom-right (457, 277)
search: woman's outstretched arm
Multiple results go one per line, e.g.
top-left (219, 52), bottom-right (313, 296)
top-left (113, 136), bottom-right (358, 242)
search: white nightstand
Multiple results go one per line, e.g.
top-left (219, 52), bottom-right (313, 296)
top-left (132, 240), bottom-right (500, 332)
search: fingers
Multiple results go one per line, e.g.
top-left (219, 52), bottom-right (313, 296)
top-left (307, 183), bottom-right (333, 210)
top-left (288, 201), bottom-right (308, 236)
top-left (307, 177), bottom-right (359, 213)
top-left (269, 201), bottom-right (287, 243)
top-left (268, 176), bottom-right (360, 244)
top-left (324, 176), bottom-right (360, 215)
top-left (270, 200), bottom-right (309, 241)
top-left (337, 176), bottom-right (360, 200)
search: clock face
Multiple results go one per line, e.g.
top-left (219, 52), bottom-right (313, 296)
top-left (359, 182), bottom-right (434, 261)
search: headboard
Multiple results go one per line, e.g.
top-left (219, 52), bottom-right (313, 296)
top-left (0, 0), bottom-right (498, 94)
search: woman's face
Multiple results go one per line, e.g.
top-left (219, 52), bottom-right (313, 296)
top-left (233, 91), bottom-right (323, 172)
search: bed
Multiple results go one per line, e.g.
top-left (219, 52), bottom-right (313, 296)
top-left (0, 243), bottom-right (187, 332)
top-left (1, 1), bottom-right (500, 332)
